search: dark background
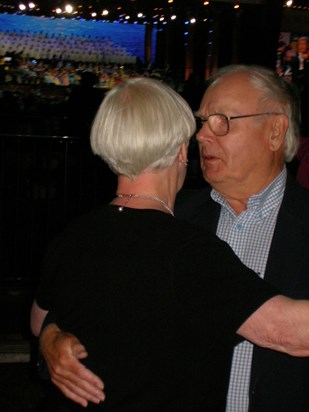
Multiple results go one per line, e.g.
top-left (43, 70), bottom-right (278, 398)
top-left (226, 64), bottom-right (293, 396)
top-left (0, 1), bottom-right (308, 410)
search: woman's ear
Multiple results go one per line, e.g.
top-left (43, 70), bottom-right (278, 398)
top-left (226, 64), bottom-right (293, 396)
top-left (269, 114), bottom-right (288, 152)
top-left (179, 142), bottom-right (188, 164)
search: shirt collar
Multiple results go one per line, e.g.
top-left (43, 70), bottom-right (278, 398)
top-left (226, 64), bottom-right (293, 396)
top-left (211, 167), bottom-right (287, 218)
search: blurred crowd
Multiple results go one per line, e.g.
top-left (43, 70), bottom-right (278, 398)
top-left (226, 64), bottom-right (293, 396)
top-left (0, 27), bottom-right (144, 89)
top-left (0, 57), bottom-right (142, 87)
top-left (276, 35), bottom-right (309, 91)
top-left (0, 29), bottom-right (136, 65)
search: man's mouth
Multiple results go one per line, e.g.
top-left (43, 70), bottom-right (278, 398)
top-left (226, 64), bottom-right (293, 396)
top-left (201, 151), bottom-right (219, 161)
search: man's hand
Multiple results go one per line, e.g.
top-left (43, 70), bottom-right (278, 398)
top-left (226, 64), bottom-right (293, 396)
top-left (40, 323), bottom-right (105, 407)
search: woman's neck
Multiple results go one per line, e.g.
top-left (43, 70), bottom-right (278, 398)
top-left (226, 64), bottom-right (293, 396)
top-left (112, 172), bottom-right (177, 215)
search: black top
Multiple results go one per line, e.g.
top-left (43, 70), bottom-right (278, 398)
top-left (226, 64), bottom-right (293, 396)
top-left (36, 205), bottom-right (277, 411)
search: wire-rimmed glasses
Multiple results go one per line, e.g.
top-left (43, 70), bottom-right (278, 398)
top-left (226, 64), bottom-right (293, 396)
top-left (194, 112), bottom-right (284, 137)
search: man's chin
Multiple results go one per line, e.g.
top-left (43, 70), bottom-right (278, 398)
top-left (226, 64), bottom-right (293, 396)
top-left (202, 166), bottom-right (224, 185)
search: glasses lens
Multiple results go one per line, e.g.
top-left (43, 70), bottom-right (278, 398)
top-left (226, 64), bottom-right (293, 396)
top-left (208, 114), bottom-right (229, 136)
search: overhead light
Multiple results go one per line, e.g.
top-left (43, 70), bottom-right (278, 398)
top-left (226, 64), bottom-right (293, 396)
top-left (65, 4), bottom-right (73, 14)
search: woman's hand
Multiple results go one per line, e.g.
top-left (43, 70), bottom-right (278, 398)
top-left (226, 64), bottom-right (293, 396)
top-left (40, 323), bottom-right (105, 407)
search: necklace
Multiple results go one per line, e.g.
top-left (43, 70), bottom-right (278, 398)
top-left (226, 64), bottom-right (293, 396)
top-left (116, 193), bottom-right (175, 217)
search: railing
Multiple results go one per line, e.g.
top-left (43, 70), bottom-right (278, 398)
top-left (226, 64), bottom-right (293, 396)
top-left (0, 133), bottom-right (117, 289)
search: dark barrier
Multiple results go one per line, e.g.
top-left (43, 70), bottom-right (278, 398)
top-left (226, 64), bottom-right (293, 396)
top-left (0, 133), bottom-right (117, 289)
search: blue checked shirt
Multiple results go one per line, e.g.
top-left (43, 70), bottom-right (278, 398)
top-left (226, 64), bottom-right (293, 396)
top-left (211, 167), bottom-right (287, 412)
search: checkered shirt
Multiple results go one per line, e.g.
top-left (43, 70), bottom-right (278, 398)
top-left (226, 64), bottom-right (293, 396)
top-left (211, 168), bottom-right (287, 412)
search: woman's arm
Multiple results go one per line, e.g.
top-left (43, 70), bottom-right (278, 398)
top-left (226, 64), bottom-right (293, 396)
top-left (40, 323), bottom-right (105, 407)
top-left (39, 295), bottom-right (309, 407)
top-left (31, 300), bottom-right (105, 406)
top-left (30, 300), bottom-right (48, 337)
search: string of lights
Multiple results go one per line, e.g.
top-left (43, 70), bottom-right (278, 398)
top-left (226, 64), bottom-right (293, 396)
top-left (0, 0), bottom-right (207, 25)
top-left (0, 1), bottom-right (308, 25)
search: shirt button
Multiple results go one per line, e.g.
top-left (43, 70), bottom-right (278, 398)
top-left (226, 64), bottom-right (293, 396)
top-left (236, 223), bottom-right (243, 230)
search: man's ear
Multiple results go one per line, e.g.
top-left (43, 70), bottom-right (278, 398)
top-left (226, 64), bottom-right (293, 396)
top-left (269, 114), bottom-right (288, 152)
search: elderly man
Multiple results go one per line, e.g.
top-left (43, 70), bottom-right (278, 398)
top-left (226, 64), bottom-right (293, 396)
top-left (34, 65), bottom-right (309, 411)
top-left (178, 64), bottom-right (309, 412)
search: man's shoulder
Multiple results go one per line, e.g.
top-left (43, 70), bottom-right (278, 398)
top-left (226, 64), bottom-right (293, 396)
top-left (175, 186), bottom-right (212, 213)
top-left (175, 185), bottom-right (220, 230)
top-left (283, 175), bottom-right (309, 217)
top-left (277, 177), bottom-right (309, 233)
top-left (176, 186), bottom-right (212, 205)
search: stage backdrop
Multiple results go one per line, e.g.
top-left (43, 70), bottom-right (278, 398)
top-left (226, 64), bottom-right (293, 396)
top-left (0, 13), bottom-right (156, 63)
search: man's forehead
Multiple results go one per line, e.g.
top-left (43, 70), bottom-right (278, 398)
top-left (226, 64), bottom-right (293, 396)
top-left (200, 75), bottom-right (258, 109)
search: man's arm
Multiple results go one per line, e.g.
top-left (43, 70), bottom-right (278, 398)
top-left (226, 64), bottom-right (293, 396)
top-left (40, 324), bottom-right (105, 407)
top-left (238, 295), bottom-right (309, 356)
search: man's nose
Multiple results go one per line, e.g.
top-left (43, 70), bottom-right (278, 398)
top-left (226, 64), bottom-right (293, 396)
top-left (196, 123), bottom-right (215, 143)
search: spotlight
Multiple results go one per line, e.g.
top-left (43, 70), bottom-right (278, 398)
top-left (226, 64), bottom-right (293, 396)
top-left (65, 4), bottom-right (73, 14)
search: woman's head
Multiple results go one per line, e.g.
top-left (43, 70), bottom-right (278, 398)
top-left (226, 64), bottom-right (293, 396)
top-left (90, 77), bottom-right (196, 179)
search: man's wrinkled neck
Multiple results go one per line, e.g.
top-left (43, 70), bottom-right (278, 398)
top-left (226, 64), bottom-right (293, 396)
top-left (210, 168), bottom-right (285, 215)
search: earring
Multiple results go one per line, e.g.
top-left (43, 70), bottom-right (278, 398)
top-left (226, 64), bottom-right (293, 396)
top-left (179, 159), bottom-right (188, 167)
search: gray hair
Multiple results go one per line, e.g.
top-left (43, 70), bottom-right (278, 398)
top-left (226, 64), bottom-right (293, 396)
top-left (90, 77), bottom-right (196, 179)
top-left (208, 65), bottom-right (301, 162)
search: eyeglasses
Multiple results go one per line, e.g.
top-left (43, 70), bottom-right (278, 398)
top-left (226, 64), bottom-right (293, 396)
top-left (194, 112), bottom-right (284, 137)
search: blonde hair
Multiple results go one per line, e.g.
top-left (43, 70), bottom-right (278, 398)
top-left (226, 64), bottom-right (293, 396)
top-left (90, 77), bottom-right (196, 179)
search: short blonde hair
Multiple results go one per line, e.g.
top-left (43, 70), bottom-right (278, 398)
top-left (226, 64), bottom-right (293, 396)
top-left (90, 77), bottom-right (196, 179)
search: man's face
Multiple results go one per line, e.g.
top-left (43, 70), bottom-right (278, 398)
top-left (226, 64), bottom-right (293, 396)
top-left (298, 38), bottom-right (308, 54)
top-left (196, 72), bottom-right (282, 194)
